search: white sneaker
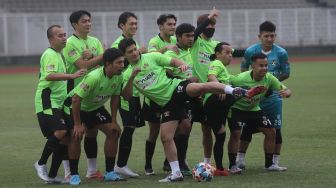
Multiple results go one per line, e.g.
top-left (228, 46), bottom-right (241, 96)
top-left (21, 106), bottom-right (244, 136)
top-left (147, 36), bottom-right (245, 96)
top-left (236, 160), bottom-right (246, 170)
top-left (114, 165), bottom-right (139, 178)
top-left (159, 171), bottom-right (183, 183)
top-left (34, 161), bottom-right (49, 181)
top-left (63, 174), bottom-right (71, 184)
top-left (229, 165), bottom-right (243, 175)
top-left (265, 164), bottom-right (287, 172)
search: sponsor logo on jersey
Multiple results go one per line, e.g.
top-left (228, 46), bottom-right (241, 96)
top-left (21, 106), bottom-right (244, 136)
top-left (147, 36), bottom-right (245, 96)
top-left (80, 83), bottom-right (89, 91)
top-left (46, 64), bottom-right (55, 71)
top-left (68, 49), bottom-right (77, 57)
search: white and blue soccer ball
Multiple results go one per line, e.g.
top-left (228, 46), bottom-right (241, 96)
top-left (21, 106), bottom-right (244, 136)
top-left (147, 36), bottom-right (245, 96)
top-left (192, 162), bottom-right (214, 182)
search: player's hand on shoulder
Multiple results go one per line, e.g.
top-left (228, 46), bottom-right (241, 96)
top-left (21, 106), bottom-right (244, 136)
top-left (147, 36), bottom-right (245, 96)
top-left (72, 68), bottom-right (87, 79)
top-left (138, 46), bottom-right (148, 54)
top-left (166, 45), bottom-right (179, 54)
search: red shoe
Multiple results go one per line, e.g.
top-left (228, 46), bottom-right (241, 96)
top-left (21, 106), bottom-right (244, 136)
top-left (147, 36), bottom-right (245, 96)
top-left (213, 168), bottom-right (229, 176)
top-left (86, 170), bottom-right (104, 180)
top-left (246, 86), bottom-right (266, 98)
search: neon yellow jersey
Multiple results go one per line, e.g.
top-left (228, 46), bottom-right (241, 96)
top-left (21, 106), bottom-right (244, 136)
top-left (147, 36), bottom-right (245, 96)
top-left (148, 34), bottom-right (177, 52)
top-left (164, 48), bottom-right (193, 79)
top-left (131, 52), bottom-right (182, 107)
top-left (74, 66), bottom-right (123, 111)
top-left (35, 48), bottom-right (67, 113)
top-left (190, 36), bottom-right (219, 83)
top-left (204, 59), bottom-right (232, 103)
top-left (230, 71), bottom-right (287, 111)
top-left (63, 34), bottom-right (104, 88)
top-left (111, 35), bottom-right (140, 48)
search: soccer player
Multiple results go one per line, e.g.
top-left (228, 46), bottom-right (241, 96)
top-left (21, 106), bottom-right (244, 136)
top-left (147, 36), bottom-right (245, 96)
top-left (147, 14), bottom-right (178, 53)
top-left (144, 13), bottom-right (178, 175)
top-left (190, 7), bottom-right (220, 165)
top-left (111, 11), bottom-right (146, 54)
top-left (238, 21), bottom-right (290, 170)
top-left (204, 42), bottom-right (242, 175)
top-left (67, 48), bottom-right (128, 185)
top-left (231, 53), bottom-right (291, 171)
top-left (112, 11), bottom-right (145, 178)
top-left (34, 25), bottom-right (86, 184)
top-left (62, 10), bottom-right (105, 180)
top-left (118, 38), bottom-right (257, 182)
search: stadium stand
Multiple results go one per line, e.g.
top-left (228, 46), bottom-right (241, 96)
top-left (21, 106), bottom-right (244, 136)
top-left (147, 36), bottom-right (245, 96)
top-left (0, 0), bottom-right (315, 13)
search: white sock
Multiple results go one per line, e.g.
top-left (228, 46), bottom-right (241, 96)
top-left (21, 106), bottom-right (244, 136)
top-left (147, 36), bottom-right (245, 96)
top-left (273, 154), bottom-right (280, 165)
top-left (224, 85), bottom-right (234, 94)
top-left (62, 160), bottom-right (70, 177)
top-left (87, 158), bottom-right (97, 174)
top-left (204, 158), bottom-right (211, 164)
top-left (169, 161), bottom-right (180, 175)
top-left (236, 152), bottom-right (245, 162)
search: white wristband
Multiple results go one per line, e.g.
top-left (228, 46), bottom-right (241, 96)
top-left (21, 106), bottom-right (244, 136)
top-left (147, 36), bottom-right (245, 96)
top-left (224, 85), bottom-right (234, 94)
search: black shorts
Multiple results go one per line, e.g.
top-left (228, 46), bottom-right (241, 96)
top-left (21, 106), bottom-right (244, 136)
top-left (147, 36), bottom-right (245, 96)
top-left (37, 108), bottom-right (69, 138)
top-left (160, 80), bottom-right (190, 123)
top-left (230, 108), bottom-right (272, 134)
top-left (189, 97), bottom-right (206, 123)
top-left (119, 97), bottom-right (145, 127)
top-left (80, 106), bottom-right (112, 129)
top-left (204, 94), bottom-right (235, 133)
top-left (142, 98), bottom-right (162, 124)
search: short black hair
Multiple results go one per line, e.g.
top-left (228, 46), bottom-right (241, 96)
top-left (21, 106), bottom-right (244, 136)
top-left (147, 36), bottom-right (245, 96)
top-left (47, 25), bottom-right (61, 39)
top-left (251, 53), bottom-right (267, 63)
top-left (175, 23), bottom-right (195, 38)
top-left (209, 42), bottom-right (231, 61)
top-left (118, 11), bottom-right (137, 29)
top-left (157, 14), bottom-right (177, 25)
top-left (103, 48), bottom-right (123, 66)
top-left (118, 38), bottom-right (137, 54)
top-left (69, 10), bottom-right (91, 26)
top-left (259, 21), bottom-right (276, 33)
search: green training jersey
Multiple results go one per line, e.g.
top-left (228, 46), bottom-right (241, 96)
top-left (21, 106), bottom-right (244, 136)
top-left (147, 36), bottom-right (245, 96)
top-left (74, 66), bottom-right (123, 112)
top-left (190, 36), bottom-right (219, 83)
top-left (63, 34), bottom-right (104, 88)
top-left (148, 34), bottom-right (177, 52)
top-left (111, 35), bottom-right (140, 48)
top-left (164, 48), bottom-right (193, 79)
top-left (204, 59), bottom-right (232, 103)
top-left (130, 52), bottom-right (182, 107)
top-left (230, 70), bottom-right (286, 111)
top-left (35, 48), bottom-right (67, 114)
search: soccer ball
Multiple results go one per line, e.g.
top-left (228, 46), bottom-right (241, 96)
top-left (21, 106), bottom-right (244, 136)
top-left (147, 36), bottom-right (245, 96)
top-left (192, 162), bottom-right (214, 182)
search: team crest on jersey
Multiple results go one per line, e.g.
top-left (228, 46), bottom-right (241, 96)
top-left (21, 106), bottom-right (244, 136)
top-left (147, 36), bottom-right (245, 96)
top-left (80, 83), bottom-right (89, 91)
top-left (46, 64), bottom-right (55, 71)
top-left (111, 83), bottom-right (116, 89)
top-left (143, 63), bottom-right (149, 69)
top-left (271, 60), bottom-right (277, 66)
top-left (91, 47), bottom-right (97, 53)
top-left (68, 49), bottom-right (77, 57)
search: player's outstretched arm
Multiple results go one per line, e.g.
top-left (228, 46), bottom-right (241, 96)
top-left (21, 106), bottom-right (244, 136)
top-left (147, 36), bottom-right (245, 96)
top-left (46, 69), bottom-right (87, 81)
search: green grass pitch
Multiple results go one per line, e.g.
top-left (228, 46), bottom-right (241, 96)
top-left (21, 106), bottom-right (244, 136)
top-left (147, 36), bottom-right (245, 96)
top-left (0, 61), bottom-right (335, 187)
